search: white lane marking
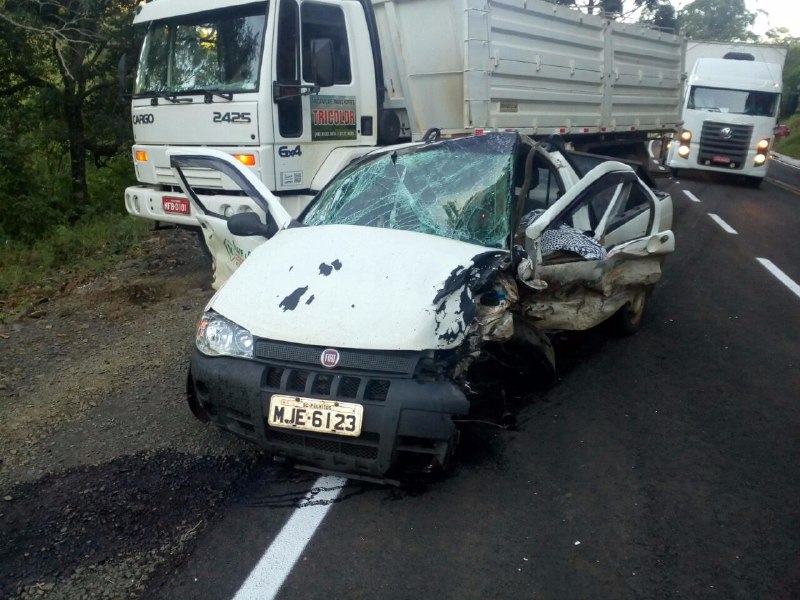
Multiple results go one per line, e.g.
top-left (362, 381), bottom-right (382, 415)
top-left (708, 213), bottom-right (738, 235)
top-left (233, 475), bottom-right (346, 600)
top-left (757, 258), bottom-right (800, 301)
top-left (683, 190), bottom-right (701, 203)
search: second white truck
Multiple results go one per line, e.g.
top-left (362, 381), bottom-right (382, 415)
top-left (665, 45), bottom-right (785, 186)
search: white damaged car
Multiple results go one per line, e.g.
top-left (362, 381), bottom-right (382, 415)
top-left (173, 132), bottom-right (674, 482)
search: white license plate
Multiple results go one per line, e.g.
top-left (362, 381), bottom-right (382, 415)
top-left (162, 196), bottom-right (190, 215)
top-left (268, 395), bottom-right (363, 437)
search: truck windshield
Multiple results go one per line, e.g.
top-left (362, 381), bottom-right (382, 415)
top-left (303, 134), bottom-right (516, 249)
top-left (135, 3), bottom-right (268, 95)
top-left (687, 86), bottom-right (779, 117)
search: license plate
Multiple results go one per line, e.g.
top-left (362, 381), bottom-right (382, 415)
top-left (268, 395), bottom-right (363, 437)
top-left (162, 196), bottom-right (190, 215)
top-left (711, 155), bottom-right (731, 165)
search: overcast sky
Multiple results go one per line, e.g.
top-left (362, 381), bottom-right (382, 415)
top-left (745, 0), bottom-right (797, 38)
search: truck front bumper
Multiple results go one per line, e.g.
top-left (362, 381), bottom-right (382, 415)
top-left (188, 350), bottom-right (470, 479)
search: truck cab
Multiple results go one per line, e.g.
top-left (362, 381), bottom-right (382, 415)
top-left (124, 0), bottom-right (382, 225)
top-left (665, 55), bottom-right (783, 186)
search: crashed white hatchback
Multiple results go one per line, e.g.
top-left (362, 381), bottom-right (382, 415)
top-left (174, 132), bottom-right (674, 482)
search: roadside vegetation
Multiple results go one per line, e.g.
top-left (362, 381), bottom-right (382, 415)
top-left (774, 113), bottom-right (800, 159)
top-left (0, 150), bottom-right (152, 318)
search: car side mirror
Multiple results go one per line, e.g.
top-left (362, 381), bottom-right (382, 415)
top-left (227, 212), bottom-right (272, 238)
top-left (309, 38), bottom-right (335, 88)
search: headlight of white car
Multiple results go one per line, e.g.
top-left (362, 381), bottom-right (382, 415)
top-left (196, 311), bottom-right (253, 358)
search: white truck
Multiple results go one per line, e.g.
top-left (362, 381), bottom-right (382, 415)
top-left (123, 0), bottom-right (685, 229)
top-left (664, 42), bottom-right (786, 186)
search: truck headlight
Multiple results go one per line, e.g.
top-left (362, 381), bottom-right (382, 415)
top-left (196, 311), bottom-right (253, 358)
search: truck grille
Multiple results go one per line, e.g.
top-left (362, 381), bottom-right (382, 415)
top-left (254, 339), bottom-right (420, 376)
top-left (698, 121), bottom-right (753, 170)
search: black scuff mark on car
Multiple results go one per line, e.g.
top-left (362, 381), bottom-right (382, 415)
top-left (319, 260), bottom-right (343, 276)
top-left (289, 265), bottom-right (294, 272)
top-left (432, 251), bottom-right (508, 306)
top-left (433, 265), bottom-right (469, 305)
top-left (279, 286), bottom-right (309, 311)
top-left (306, 294), bottom-right (315, 305)
top-left (434, 286), bottom-right (474, 344)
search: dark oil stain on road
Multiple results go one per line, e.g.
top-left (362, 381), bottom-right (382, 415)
top-left (0, 451), bottom-right (261, 598)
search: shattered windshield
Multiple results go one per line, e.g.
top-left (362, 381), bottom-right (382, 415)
top-left (304, 133), bottom-right (517, 248)
top-left (135, 3), bottom-right (268, 95)
top-left (687, 86), bottom-right (779, 117)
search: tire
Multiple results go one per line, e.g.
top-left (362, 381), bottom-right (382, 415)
top-left (613, 287), bottom-right (650, 336)
top-left (670, 167), bottom-right (680, 178)
top-left (743, 176), bottom-right (762, 189)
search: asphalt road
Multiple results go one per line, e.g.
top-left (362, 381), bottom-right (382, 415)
top-left (149, 159), bottom-right (800, 600)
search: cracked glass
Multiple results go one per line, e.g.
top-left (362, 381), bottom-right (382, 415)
top-left (303, 133), bottom-right (517, 248)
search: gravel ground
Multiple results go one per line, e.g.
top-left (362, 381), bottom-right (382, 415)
top-left (0, 229), bottom-right (267, 599)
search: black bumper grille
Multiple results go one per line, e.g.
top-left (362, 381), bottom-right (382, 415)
top-left (698, 121), bottom-right (753, 170)
top-left (264, 366), bottom-right (391, 401)
top-left (254, 339), bottom-right (420, 375)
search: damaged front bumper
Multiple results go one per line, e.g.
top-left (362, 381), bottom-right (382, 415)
top-left (188, 348), bottom-right (470, 480)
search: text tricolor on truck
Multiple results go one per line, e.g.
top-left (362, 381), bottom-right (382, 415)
top-left (122, 0), bottom-right (686, 241)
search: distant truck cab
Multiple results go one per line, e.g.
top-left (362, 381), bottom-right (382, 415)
top-left (665, 52), bottom-right (784, 187)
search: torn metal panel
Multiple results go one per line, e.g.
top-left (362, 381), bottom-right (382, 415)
top-left (522, 257), bottom-right (664, 331)
top-left (475, 273), bottom-right (519, 342)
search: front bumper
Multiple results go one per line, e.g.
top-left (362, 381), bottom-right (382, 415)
top-left (189, 349), bottom-right (469, 478)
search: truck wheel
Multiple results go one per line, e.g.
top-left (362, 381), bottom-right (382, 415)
top-left (670, 167), bottom-right (680, 178)
top-left (612, 287), bottom-right (650, 336)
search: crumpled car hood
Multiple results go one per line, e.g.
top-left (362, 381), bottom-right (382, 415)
top-left (209, 224), bottom-right (505, 351)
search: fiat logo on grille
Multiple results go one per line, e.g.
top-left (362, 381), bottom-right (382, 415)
top-left (320, 348), bottom-right (340, 368)
top-left (720, 127), bottom-right (734, 139)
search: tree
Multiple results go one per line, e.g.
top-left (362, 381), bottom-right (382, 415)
top-left (549, 0), bottom-right (677, 29)
top-left (677, 0), bottom-right (757, 41)
top-left (764, 29), bottom-right (800, 117)
top-left (0, 0), bottom-right (140, 225)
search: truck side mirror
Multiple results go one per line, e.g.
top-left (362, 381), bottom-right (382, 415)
top-left (117, 53), bottom-right (130, 100)
top-left (309, 38), bottom-right (335, 88)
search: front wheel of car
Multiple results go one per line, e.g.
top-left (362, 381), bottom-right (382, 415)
top-left (743, 176), bottom-right (762, 189)
top-left (613, 287), bottom-right (650, 336)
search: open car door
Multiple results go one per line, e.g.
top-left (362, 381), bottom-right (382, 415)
top-left (168, 148), bottom-right (294, 288)
top-left (521, 161), bottom-right (675, 332)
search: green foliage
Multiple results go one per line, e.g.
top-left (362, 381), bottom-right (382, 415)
top-left (779, 41), bottom-right (800, 118)
top-left (678, 0), bottom-right (757, 41)
top-left (0, 213), bottom-right (151, 306)
top-left (773, 113), bottom-right (800, 159)
top-left (0, 0), bottom-right (142, 243)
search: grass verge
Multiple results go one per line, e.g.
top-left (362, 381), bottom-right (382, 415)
top-left (774, 112), bottom-right (800, 159)
top-left (0, 214), bottom-right (152, 320)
